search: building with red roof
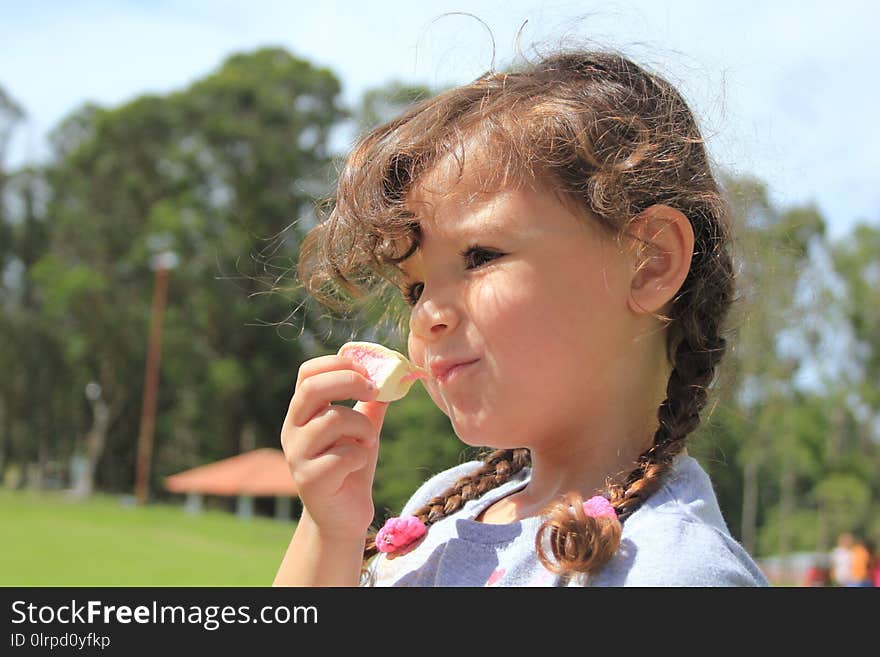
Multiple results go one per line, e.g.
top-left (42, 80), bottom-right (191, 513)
top-left (164, 448), bottom-right (298, 519)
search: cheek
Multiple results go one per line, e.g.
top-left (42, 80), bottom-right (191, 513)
top-left (471, 281), bottom-right (559, 380)
top-left (472, 273), bottom-right (572, 349)
top-left (406, 331), bottom-right (422, 367)
top-left (472, 272), bottom-right (610, 386)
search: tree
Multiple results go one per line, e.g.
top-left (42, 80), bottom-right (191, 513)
top-left (0, 84), bottom-right (26, 286)
top-left (0, 86), bottom-right (24, 172)
top-left (826, 222), bottom-right (880, 541)
top-left (353, 81), bottom-right (433, 136)
top-left (830, 223), bottom-right (880, 415)
top-left (28, 48), bottom-right (348, 498)
top-left (0, 88), bottom-right (75, 489)
top-left (691, 175), bottom-right (826, 555)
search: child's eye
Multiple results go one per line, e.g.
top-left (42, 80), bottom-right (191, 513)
top-left (401, 247), bottom-right (502, 307)
top-left (404, 282), bottom-right (424, 307)
top-left (462, 246), bottom-right (504, 269)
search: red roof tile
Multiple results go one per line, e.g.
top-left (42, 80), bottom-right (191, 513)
top-left (164, 448), bottom-right (298, 497)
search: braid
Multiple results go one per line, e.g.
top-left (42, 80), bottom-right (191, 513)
top-left (418, 448), bottom-right (531, 523)
top-left (362, 448), bottom-right (531, 562)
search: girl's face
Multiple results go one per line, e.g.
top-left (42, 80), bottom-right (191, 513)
top-left (400, 157), bottom-right (644, 451)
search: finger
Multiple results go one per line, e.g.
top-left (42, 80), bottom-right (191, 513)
top-left (347, 410), bottom-right (384, 493)
top-left (300, 405), bottom-right (378, 459)
top-left (353, 399), bottom-right (391, 434)
top-left (295, 354), bottom-right (371, 389)
top-left (295, 442), bottom-right (370, 496)
top-left (281, 405), bottom-right (372, 464)
top-left (288, 369), bottom-right (379, 427)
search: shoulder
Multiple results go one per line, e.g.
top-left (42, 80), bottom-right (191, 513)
top-left (399, 460), bottom-right (483, 517)
top-left (597, 513), bottom-right (769, 586)
top-left (592, 455), bottom-right (769, 587)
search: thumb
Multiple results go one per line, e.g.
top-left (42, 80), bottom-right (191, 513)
top-left (354, 399), bottom-right (390, 435)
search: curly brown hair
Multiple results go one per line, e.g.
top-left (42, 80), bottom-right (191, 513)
top-left (297, 48), bottom-right (735, 578)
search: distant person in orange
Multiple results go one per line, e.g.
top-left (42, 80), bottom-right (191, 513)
top-left (849, 537), bottom-right (873, 587)
top-left (831, 533), bottom-right (854, 587)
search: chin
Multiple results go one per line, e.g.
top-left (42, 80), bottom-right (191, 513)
top-left (450, 421), bottom-right (523, 452)
top-left (448, 419), bottom-right (486, 448)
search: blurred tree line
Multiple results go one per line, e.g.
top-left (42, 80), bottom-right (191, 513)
top-left (1, 48), bottom-right (877, 558)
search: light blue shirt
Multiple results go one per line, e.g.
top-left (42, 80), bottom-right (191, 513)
top-left (364, 453), bottom-right (768, 586)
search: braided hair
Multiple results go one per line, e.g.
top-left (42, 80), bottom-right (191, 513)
top-left (298, 49), bottom-right (736, 577)
top-left (362, 448), bottom-right (531, 562)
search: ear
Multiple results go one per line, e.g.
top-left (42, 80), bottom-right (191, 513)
top-left (625, 204), bottom-right (695, 315)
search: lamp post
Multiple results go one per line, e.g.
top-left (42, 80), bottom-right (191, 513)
top-left (134, 250), bottom-right (178, 506)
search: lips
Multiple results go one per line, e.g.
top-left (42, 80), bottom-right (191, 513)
top-left (429, 358), bottom-right (479, 383)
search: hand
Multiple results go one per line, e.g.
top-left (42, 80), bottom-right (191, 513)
top-left (281, 354), bottom-right (389, 541)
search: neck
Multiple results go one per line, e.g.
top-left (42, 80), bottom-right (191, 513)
top-left (524, 409), bottom-right (660, 513)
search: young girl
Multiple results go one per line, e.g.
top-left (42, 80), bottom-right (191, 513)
top-left (273, 49), bottom-right (768, 586)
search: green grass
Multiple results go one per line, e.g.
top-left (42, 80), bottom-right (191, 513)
top-left (1, 488), bottom-right (297, 586)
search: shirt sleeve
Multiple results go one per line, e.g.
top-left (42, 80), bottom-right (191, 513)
top-left (592, 514), bottom-right (768, 587)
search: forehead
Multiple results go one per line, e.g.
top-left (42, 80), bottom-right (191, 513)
top-left (406, 189), bottom-right (514, 240)
top-left (404, 149), bottom-right (534, 236)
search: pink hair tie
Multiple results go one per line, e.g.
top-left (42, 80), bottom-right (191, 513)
top-left (375, 515), bottom-right (426, 553)
top-left (582, 496), bottom-right (617, 520)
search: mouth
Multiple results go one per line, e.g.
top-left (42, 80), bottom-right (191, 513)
top-left (431, 359), bottom-right (479, 384)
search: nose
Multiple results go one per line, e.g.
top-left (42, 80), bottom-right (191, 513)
top-left (410, 293), bottom-right (460, 340)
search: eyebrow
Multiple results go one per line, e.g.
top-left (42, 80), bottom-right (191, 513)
top-left (396, 217), bottom-right (509, 268)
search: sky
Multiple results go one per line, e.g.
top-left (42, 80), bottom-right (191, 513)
top-left (2, 0), bottom-right (878, 241)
